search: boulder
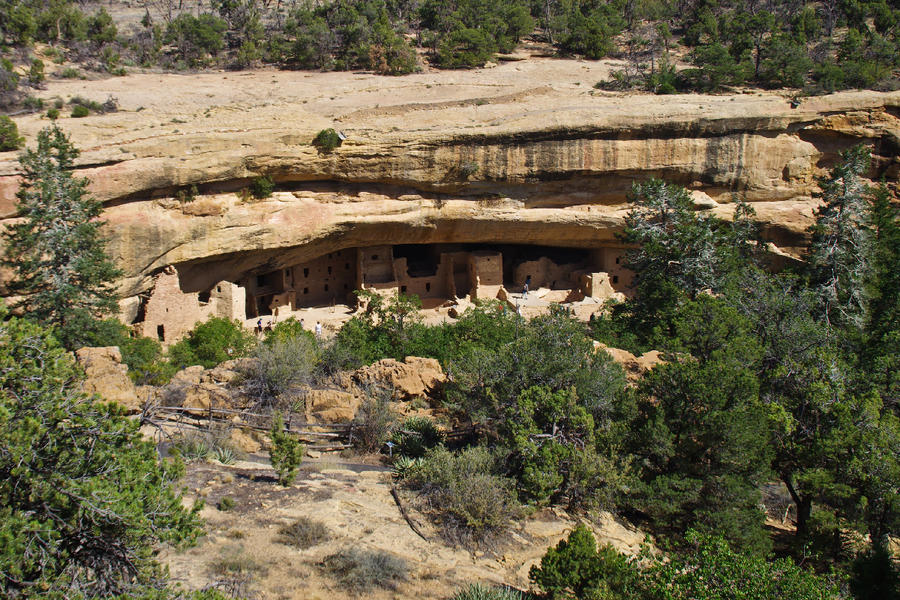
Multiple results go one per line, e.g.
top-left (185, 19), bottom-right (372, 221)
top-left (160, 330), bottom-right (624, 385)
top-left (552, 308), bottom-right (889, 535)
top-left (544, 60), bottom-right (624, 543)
top-left (171, 365), bottom-right (205, 386)
top-left (352, 356), bottom-right (446, 401)
top-left (690, 190), bottom-right (718, 210)
top-left (305, 389), bottom-right (360, 423)
top-left (181, 382), bottom-right (235, 413)
top-left (596, 343), bottom-right (663, 380)
top-left (75, 346), bottom-right (142, 413)
top-left (230, 428), bottom-right (262, 453)
top-left (203, 358), bottom-right (254, 385)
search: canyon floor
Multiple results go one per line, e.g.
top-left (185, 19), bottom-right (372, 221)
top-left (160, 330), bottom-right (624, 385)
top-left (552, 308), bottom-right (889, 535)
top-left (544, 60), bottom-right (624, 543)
top-left (160, 453), bottom-right (645, 600)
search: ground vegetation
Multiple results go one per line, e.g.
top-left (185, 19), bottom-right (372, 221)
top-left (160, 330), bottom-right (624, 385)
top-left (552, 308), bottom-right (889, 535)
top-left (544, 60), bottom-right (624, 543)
top-left (3, 0), bottom-right (900, 114)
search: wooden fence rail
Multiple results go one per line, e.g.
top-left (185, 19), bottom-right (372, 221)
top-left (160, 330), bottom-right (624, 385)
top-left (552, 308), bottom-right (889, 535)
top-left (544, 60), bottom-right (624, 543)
top-left (144, 403), bottom-right (478, 451)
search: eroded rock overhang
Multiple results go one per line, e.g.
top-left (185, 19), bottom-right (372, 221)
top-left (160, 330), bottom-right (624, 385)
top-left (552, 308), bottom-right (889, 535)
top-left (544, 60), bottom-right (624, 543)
top-left (0, 76), bottom-right (898, 321)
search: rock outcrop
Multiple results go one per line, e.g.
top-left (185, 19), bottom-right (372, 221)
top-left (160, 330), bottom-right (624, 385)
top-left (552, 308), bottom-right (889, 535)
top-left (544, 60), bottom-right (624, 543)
top-left (304, 389), bottom-right (360, 424)
top-left (0, 63), bottom-right (897, 321)
top-left (351, 356), bottom-right (447, 401)
top-left (75, 346), bottom-right (142, 413)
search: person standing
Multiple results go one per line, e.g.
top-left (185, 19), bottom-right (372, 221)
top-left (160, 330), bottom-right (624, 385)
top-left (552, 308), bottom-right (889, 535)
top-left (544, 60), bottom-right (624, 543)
top-left (315, 321), bottom-right (323, 338)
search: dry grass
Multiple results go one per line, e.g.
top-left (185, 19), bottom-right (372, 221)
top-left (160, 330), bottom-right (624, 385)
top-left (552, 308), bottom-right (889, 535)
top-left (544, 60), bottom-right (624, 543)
top-left (320, 547), bottom-right (409, 592)
top-left (277, 516), bottom-right (330, 549)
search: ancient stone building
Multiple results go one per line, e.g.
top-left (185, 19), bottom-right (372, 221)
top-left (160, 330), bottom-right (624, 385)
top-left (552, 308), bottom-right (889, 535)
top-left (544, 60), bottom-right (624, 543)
top-left (129, 243), bottom-right (632, 341)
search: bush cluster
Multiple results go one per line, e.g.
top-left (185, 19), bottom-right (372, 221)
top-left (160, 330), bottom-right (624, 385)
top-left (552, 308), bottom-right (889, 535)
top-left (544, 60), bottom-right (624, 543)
top-left (277, 516), bottom-right (330, 549)
top-left (403, 446), bottom-right (522, 544)
top-left (320, 548), bottom-right (408, 592)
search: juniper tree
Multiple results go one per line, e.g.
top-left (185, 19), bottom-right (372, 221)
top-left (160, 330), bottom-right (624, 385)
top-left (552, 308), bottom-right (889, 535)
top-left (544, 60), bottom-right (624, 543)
top-left (2, 125), bottom-right (121, 349)
top-left (0, 304), bottom-right (203, 598)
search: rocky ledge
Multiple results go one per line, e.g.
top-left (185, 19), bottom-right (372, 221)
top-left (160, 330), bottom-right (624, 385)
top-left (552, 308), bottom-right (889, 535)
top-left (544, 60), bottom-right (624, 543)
top-left (1, 61), bottom-right (898, 310)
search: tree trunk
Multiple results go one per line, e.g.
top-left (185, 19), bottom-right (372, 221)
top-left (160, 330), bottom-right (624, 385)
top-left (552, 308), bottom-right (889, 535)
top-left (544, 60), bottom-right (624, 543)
top-left (783, 476), bottom-right (812, 536)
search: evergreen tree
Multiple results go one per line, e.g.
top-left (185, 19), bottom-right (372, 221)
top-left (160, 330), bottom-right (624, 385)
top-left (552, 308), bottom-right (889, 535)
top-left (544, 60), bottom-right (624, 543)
top-left (631, 296), bottom-right (772, 554)
top-left (2, 125), bottom-right (121, 349)
top-left (0, 304), bottom-right (202, 598)
top-left (806, 144), bottom-right (872, 332)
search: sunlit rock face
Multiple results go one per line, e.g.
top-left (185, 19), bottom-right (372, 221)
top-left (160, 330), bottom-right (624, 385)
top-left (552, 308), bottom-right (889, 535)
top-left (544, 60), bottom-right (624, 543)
top-left (1, 66), bottom-right (897, 337)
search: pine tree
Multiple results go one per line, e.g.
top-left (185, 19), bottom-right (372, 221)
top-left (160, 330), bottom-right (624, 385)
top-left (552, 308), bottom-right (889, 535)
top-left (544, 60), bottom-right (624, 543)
top-left (806, 144), bottom-right (872, 332)
top-left (2, 125), bottom-right (121, 349)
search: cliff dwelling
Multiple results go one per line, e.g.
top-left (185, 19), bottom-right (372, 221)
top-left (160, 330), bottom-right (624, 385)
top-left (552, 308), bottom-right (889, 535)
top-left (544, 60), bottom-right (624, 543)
top-left (132, 243), bottom-right (633, 342)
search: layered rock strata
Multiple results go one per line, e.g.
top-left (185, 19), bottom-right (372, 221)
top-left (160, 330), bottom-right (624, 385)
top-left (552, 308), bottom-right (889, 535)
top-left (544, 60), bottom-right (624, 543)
top-left (0, 63), bottom-right (897, 335)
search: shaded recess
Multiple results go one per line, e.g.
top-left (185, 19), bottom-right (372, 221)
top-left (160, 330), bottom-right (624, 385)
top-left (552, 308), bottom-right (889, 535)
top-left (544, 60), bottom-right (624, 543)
top-left (130, 242), bottom-right (633, 342)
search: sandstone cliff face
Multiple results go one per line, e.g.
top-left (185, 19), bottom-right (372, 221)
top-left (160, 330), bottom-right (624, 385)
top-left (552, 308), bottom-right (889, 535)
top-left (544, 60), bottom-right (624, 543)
top-left (0, 62), bottom-right (897, 313)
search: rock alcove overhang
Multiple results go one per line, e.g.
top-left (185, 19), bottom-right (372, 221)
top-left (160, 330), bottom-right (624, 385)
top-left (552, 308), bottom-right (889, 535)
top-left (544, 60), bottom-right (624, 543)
top-left (1, 89), bottom-right (899, 305)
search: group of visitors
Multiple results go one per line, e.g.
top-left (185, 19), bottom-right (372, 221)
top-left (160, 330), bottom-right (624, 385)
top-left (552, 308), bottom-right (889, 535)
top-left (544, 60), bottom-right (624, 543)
top-left (255, 317), bottom-right (323, 338)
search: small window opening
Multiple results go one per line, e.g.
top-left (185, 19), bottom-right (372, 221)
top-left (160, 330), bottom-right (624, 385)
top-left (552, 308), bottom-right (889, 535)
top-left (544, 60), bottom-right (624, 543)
top-left (327, 266), bottom-right (332, 275)
top-left (324, 284), bottom-right (329, 292)
top-left (216, 286), bottom-right (222, 293)
top-left (615, 257), bottom-right (620, 265)
top-left (303, 268), bottom-right (309, 278)
top-left (425, 282), bottom-right (431, 292)
top-left (612, 275), bottom-right (619, 284)
top-left (372, 254), bottom-right (378, 260)
top-left (156, 325), bottom-right (165, 341)
top-left (304, 287), bottom-right (309, 294)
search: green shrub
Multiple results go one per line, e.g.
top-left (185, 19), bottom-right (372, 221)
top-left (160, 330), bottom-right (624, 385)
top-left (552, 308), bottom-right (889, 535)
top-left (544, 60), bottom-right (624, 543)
top-left (437, 27), bottom-right (495, 68)
top-left (269, 412), bottom-right (304, 486)
top-left (170, 432), bottom-right (211, 461)
top-left (242, 329), bottom-right (317, 406)
top-left (169, 429), bottom-right (243, 463)
top-left (87, 7), bottom-right (117, 44)
top-left (249, 175), bottom-right (275, 199)
top-left (23, 96), bottom-right (43, 111)
top-left (312, 128), bottom-right (342, 154)
top-left (450, 583), bottom-right (527, 600)
top-left (217, 496), bottom-right (236, 511)
top-left (458, 161), bottom-right (479, 179)
top-left (165, 13), bottom-right (228, 66)
top-left (60, 66), bottom-right (81, 79)
top-left (175, 183), bottom-right (198, 203)
top-left (391, 455), bottom-right (424, 480)
top-left (351, 386), bottom-right (398, 453)
top-left (46, 107), bottom-right (60, 120)
top-left (529, 524), bottom-right (634, 600)
top-left (405, 446), bottom-right (521, 543)
top-left (321, 548), bottom-right (408, 592)
top-left (0, 116), bottom-right (23, 151)
top-left (81, 318), bottom-right (175, 385)
top-left (214, 445), bottom-right (236, 465)
top-left (529, 527), bottom-right (841, 600)
top-left (391, 415), bottom-right (444, 458)
top-left (278, 516), bottom-right (330, 549)
top-left (168, 316), bottom-right (257, 369)
top-left (71, 104), bottom-right (89, 118)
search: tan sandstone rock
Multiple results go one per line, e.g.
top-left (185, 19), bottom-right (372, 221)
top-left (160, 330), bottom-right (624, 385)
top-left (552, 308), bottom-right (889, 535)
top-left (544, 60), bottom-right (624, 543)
top-left (596, 343), bottom-right (664, 380)
top-left (353, 356), bottom-right (446, 401)
top-left (0, 66), bottom-right (896, 307)
top-left (75, 346), bottom-right (142, 413)
top-left (304, 389), bottom-right (360, 423)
